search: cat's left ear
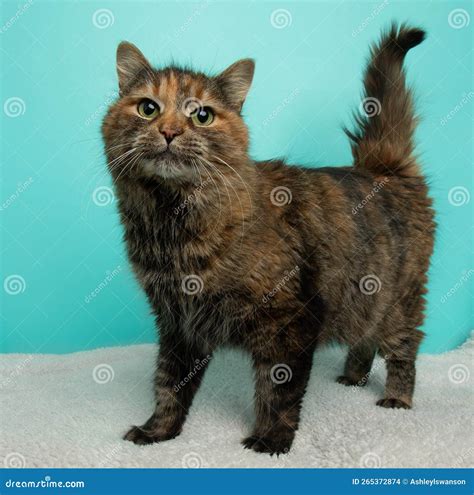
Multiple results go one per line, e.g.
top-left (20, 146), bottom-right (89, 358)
top-left (216, 59), bottom-right (255, 112)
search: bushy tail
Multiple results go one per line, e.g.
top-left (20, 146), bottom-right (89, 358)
top-left (345, 23), bottom-right (426, 176)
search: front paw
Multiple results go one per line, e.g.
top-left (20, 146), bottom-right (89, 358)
top-left (376, 398), bottom-right (411, 409)
top-left (123, 425), bottom-right (179, 445)
top-left (336, 375), bottom-right (367, 386)
top-left (242, 433), bottom-right (294, 456)
top-left (123, 426), bottom-right (158, 445)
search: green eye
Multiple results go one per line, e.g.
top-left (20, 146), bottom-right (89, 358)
top-left (137, 98), bottom-right (160, 119)
top-left (191, 107), bottom-right (214, 126)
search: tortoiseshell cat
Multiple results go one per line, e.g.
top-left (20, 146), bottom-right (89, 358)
top-left (102, 24), bottom-right (435, 455)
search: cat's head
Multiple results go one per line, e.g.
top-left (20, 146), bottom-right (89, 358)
top-left (102, 42), bottom-right (254, 184)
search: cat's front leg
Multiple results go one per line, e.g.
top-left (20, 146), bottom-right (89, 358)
top-left (124, 333), bottom-right (211, 445)
top-left (243, 345), bottom-right (314, 455)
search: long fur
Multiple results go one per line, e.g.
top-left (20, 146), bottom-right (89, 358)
top-left (345, 23), bottom-right (426, 176)
top-left (102, 24), bottom-right (435, 455)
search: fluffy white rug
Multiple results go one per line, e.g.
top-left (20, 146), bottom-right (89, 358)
top-left (1, 337), bottom-right (472, 468)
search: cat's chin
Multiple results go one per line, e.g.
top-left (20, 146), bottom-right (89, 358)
top-left (140, 156), bottom-right (195, 182)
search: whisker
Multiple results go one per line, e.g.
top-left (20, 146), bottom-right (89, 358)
top-left (193, 158), bottom-right (224, 224)
top-left (113, 150), bottom-right (142, 184)
top-left (195, 154), bottom-right (247, 248)
top-left (213, 155), bottom-right (254, 220)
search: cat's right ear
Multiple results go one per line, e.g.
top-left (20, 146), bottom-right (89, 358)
top-left (116, 42), bottom-right (152, 94)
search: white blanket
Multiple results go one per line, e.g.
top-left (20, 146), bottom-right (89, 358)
top-left (1, 336), bottom-right (472, 468)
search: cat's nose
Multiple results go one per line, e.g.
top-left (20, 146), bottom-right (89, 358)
top-left (160, 126), bottom-right (183, 144)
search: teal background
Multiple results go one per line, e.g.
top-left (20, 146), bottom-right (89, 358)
top-left (1, 0), bottom-right (472, 354)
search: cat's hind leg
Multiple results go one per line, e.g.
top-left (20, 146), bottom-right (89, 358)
top-left (377, 331), bottom-right (423, 409)
top-left (337, 339), bottom-right (376, 386)
top-left (376, 284), bottom-right (426, 409)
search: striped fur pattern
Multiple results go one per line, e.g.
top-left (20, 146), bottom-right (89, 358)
top-left (102, 24), bottom-right (435, 455)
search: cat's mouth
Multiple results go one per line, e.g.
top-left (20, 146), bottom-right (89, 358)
top-left (142, 147), bottom-right (175, 160)
top-left (142, 145), bottom-right (193, 162)
top-left (140, 149), bottom-right (195, 181)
